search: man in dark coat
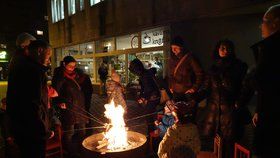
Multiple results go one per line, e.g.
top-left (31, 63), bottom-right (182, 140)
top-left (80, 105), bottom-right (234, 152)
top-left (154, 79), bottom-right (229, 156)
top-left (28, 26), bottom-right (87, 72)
top-left (250, 4), bottom-right (280, 157)
top-left (6, 40), bottom-right (53, 158)
top-left (129, 58), bottom-right (160, 134)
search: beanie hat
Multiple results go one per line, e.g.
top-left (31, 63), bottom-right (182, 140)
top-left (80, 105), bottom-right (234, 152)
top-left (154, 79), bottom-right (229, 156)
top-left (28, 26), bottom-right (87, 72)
top-left (63, 56), bottom-right (76, 65)
top-left (171, 36), bottom-right (185, 48)
top-left (16, 32), bottom-right (36, 48)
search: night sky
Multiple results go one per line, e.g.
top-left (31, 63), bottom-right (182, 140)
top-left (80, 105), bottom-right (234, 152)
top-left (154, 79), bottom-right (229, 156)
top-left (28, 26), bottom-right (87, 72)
top-left (0, 0), bottom-right (48, 55)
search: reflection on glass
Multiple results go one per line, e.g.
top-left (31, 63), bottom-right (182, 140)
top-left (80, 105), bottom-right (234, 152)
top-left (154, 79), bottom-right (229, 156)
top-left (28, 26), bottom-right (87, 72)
top-left (62, 45), bottom-right (79, 56)
top-left (96, 54), bottom-right (126, 84)
top-left (95, 38), bottom-right (115, 53)
top-left (128, 51), bottom-right (164, 84)
top-left (116, 34), bottom-right (138, 50)
top-left (76, 58), bottom-right (94, 80)
top-left (80, 42), bottom-right (94, 54)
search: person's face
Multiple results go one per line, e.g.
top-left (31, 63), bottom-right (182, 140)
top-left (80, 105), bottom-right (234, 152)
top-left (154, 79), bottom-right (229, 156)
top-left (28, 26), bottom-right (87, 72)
top-left (171, 45), bottom-right (182, 56)
top-left (261, 12), bottom-right (278, 38)
top-left (218, 44), bottom-right (230, 58)
top-left (65, 62), bottom-right (76, 72)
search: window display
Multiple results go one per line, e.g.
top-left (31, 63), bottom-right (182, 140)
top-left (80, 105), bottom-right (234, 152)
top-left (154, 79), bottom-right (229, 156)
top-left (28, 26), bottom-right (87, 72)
top-left (76, 58), bottom-right (94, 80)
top-left (95, 38), bottom-right (115, 53)
top-left (116, 34), bottom-right (138, 50)
top-left (128, 51), bottom-right (164, 84)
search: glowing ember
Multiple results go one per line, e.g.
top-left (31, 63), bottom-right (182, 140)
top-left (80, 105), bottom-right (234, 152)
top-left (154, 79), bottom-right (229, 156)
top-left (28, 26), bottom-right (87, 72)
top-left (102, 100), bottom-right (128, 150)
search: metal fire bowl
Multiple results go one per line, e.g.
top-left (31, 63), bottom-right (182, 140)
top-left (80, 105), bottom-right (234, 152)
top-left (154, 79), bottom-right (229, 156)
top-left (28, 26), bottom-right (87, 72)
top-left (82, 131), bottom-right (147, 153)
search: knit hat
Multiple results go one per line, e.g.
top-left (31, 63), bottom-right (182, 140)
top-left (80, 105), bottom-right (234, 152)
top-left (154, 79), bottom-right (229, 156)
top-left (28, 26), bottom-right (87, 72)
top-left (174, 101), bottom-right (194, 120)
top-left (16, 32), bottom-right (36, 48)
top-left (63, 56), bottom-right (76, 65)
top-left (171, 36), bottom-right (185, 48)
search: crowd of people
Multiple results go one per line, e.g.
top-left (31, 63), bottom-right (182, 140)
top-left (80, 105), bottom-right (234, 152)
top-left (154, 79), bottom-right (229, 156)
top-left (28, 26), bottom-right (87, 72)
top-left (0, 4), bottom-right (280, 158)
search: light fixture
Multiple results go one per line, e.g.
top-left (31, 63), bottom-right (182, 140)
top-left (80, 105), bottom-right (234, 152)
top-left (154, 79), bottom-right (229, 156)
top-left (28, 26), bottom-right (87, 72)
top-left (85, 66), bottom-right (89, 70)
top-left (36, 30), bottom-right (44, 35)
top-left (88, 45), bottom-right (93, 49)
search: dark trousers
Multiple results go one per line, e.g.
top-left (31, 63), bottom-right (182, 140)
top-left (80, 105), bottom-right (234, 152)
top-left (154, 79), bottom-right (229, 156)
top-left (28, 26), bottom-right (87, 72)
top-left (15, 134), bottom-right (46, 158)
top-left (144, 99), bottom-right (160, 134)
top-left (62, 123), bottom-right (86, 156)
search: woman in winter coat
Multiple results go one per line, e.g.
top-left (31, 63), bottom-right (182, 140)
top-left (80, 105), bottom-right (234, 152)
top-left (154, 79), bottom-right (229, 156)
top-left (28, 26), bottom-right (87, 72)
top-left (196, 39), bottom-right (248, 158)
top-left (52, 56), bottom-right (88, 157)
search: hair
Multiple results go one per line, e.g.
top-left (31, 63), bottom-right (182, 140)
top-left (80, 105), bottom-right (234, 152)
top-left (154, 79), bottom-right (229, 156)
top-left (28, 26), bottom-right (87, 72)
top-left (167, 145), bottom-right (196, 158)
top-left (267, 4), bottom-right (280, 20)
top-left (16, 32), bottom-right (36, 48)
top-left (171, 36), bottom-right (185, 48)
top-left (63, 56), bottom-right (76, 65)
top-left (174, 101), bottom-right (194, 124)
top-left (129, 58), bottom-right (145, 76)
top-left (212, 39), bottom-right (236, 60)
top-left (28, 40), bottom-right (51, 64)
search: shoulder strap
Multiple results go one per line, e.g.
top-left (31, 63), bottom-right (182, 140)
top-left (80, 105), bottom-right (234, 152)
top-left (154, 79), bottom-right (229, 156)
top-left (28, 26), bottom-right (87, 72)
top-left (173, 53), bottom-right (190, 76)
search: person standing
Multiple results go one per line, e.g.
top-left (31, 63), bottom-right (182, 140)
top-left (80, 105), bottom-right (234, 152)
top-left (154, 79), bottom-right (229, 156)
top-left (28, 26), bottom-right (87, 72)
top-left (52, 56), bottom-right (88, 157)
top-left (98, 62), bottom-right (108, 95)
top-left (6, 40), bottom-right (53, 158)
top-left (249, 4), bottom-right (280, 157)
top-left (168, 36), bottom-right (204, 120)
top-left (195, 39), bottom-right (248, 158)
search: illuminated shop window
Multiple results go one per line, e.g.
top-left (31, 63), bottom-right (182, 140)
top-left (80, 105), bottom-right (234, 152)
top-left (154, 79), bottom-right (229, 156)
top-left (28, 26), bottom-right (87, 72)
top-left (76, 58), bottom-right (94, 80)
top-left (51, 0), bottom-right (64, 23)
top-left (62, 45), bottom-right (79, 56)
top-left (116, 34), bottom-right (138, 50)
top-left (128, 51), bottom-right (164, 83)
top-left (80, 42), bottom-right (94, 54)
top-left (95, 38), bottom-right (115, 53)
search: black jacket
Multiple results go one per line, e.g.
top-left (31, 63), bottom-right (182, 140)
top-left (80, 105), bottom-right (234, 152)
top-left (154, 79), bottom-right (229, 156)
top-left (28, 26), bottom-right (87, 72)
top-left (129, 59), bottom-right (160, 100)
top-left (6, 52), bottom-right (49, 139)
top-left (250, 31), bottom-right (280, 156)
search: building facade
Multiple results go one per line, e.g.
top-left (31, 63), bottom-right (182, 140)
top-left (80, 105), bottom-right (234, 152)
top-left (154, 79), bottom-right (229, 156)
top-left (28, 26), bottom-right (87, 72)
top-left (47, 0), bottom-right (280, 87)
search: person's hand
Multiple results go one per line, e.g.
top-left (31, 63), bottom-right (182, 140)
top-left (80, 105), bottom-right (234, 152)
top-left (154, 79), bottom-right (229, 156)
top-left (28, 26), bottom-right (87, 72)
top-left (6, 137), bottom-right (14, 145)
top-left (138, 98), bottom-right (147, 105)
top-left (59, 103), bottom-right (67, 109)
top-left (170, 88), bottom-right (174, 94)
top-left (138, 98), bottom-right (143, 104)
top-left (252, 113), bottom-right (258, 127)
top-left (48, 131), bottom-right (55, 139)
top-left (185, 88), bottom-right (195, 94)
top-left (154, 120), bottom-right (160, 126)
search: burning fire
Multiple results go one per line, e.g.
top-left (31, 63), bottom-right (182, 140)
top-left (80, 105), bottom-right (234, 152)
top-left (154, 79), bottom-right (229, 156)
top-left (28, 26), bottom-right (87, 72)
top-left (98, 100), bottom-right (128, 151)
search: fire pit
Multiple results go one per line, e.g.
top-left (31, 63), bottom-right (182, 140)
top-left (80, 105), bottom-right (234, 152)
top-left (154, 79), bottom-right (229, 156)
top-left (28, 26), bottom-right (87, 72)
top-left (82, 131), bottom-right (146, 153)
top-left (82, 100), bottom-right (148, 158)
